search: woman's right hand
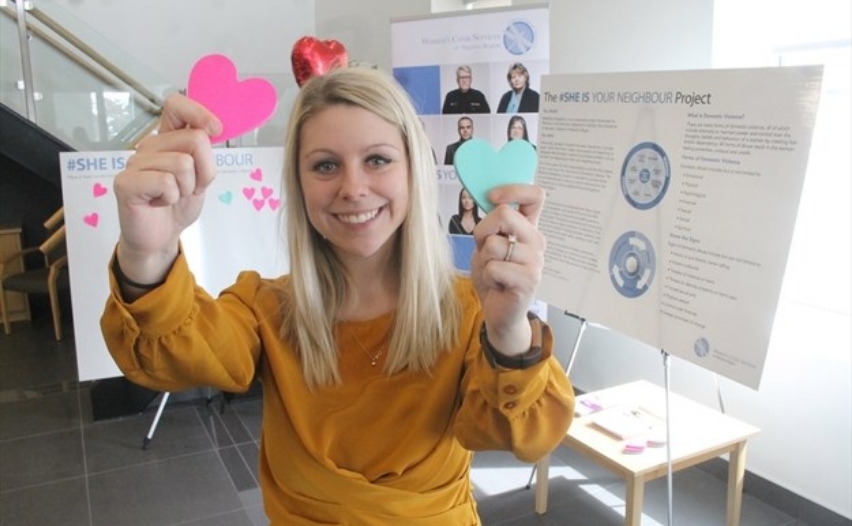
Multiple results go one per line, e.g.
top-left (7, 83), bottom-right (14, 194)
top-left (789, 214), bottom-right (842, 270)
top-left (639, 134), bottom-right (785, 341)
top-left (113, 93), bottom-right (222, 286)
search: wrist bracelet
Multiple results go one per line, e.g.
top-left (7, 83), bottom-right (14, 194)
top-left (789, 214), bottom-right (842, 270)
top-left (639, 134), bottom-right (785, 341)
top-left (112, 256), bottom-right (166, 290)
top-left (481, 312), bottom-right (545, 370)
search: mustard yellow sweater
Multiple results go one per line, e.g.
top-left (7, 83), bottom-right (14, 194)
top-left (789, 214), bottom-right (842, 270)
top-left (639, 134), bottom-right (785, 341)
top-left (101, 252), bottom-right (575, 525)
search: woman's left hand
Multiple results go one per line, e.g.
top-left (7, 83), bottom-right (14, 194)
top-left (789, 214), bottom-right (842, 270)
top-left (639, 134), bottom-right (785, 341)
top-left (470, 184), bottom-right (546, 356)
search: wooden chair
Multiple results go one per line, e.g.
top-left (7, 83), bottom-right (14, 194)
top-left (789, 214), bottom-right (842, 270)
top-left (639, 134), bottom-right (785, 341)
top-left (0, 208), bottom-right (70, 340)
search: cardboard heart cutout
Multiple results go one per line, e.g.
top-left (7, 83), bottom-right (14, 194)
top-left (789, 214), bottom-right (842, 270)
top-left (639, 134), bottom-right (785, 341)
top-left (291, 36), bottom-right (348, 87)
top-left (187, 54), bottom-right (278, 145)
top-left (453, 139), bottom-right (538, 213)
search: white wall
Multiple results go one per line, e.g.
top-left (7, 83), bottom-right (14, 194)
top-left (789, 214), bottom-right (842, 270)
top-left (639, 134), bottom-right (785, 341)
top-left (52, 0), bottom-right (851, 518)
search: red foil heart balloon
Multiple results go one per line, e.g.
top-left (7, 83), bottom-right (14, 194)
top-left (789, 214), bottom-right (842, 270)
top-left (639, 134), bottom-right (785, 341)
top-left (291, 36), bottom-right (348, 87)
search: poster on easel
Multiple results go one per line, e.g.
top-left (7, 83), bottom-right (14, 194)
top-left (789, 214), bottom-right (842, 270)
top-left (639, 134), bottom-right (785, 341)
top-left (60, 147), bottom-right (288, 381)
top-left (390, 4), bottom-right (549, 276)
top-left (536, 66), bottom-right (824, 389)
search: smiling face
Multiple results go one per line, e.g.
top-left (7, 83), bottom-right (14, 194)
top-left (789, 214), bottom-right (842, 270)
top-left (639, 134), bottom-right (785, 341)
top-left (299, 104), bottom-right (410, 262)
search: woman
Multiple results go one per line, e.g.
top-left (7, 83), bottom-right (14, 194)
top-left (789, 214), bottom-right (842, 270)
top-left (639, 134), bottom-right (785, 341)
top-left (496, 62), bottom-right (540, 113)
top-left (100, 66), bottom-right (573, 525)
top-left (448, 187), bottom-right (481, 235)
top-left (507, 115), bottom-right (536, 150)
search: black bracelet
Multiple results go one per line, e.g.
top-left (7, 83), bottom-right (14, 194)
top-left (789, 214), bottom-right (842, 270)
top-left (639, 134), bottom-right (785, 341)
top-left (112, 256), bottom-right (167, 290)
top-left (481, 312), bottom-right (545, 370)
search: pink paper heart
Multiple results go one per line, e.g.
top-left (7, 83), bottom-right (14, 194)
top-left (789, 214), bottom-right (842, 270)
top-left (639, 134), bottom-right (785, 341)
top-left (243, 187), bottom-right (256, 200)
top-left (187, 54), bottom-right (278, 145)
top-left (250, 168), bottom-right (263, 181)
top-left (83, 213), bottom-right (99, 227)
top-left (252, 198), bottom-right (266, 211)
top-left (261, 186), bottom-right (273, 199)
top-left (268, 198), bottom-right (281, 211)
top-left (93, 183), bottom-right (108, 197)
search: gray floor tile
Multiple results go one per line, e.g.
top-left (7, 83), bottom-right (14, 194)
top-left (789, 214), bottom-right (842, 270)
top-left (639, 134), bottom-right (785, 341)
top-left (178, 509), bottom-right (256, 526)
top-left (0, 428), bottom-right (84, 491)
top-left (83, 406), bottom-right (214, 474)
top-left (231, 399), bottom-right (263, 442)
top-left (0, 476), bottom-right (90, 526)
top-left (88, 451), bottom-right (242, 526)
top-left (0, 389), bottom-right (81, 440)
top-left (217, 445), bottom-right (257, 492)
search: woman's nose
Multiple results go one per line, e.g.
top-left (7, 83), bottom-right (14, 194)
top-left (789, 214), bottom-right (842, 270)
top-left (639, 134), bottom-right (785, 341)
top-left (338, 164), bottom-right (367, 199)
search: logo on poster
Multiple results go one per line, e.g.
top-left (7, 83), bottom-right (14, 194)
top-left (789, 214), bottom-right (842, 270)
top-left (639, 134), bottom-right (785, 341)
top-left (503, 20), bottom-right (535, 55)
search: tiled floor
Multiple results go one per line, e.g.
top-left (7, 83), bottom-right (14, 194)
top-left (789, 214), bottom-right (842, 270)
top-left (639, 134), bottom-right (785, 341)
top-left (0, 307), bottom-right (812, 526)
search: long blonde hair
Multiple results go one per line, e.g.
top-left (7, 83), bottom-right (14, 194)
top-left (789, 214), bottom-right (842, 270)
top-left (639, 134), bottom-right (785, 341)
top-left (281, 66), bottom-right (461, 387)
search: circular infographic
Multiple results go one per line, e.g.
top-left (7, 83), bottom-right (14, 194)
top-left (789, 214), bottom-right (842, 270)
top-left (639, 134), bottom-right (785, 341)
top-left (503, 20), bottom-right (535, 55)
top-left (609, 231), bottom-right (656, 298)
top-left (620, 142), bottom-right (671, 210)
top-left (693, 337), bottom-right (711, 358)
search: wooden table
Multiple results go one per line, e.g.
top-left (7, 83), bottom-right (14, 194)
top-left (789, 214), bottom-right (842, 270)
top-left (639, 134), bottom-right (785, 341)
top-left (534, 380), bottom-right (760, 526)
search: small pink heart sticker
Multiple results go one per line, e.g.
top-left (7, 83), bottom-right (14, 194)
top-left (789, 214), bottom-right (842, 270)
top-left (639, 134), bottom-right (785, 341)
top-left (187, 54), bottom-right (278, 145)
top-left (93, 183), bottom-right (108, 197)
top-left (242, 187), bottom-right (256, 200)
top-left (250, 168), bottom-right (263, 181)
top-left (84, 213), bottom-right (99, 227)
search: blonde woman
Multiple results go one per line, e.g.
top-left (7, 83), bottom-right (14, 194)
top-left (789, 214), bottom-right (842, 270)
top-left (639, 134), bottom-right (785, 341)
top-left (101, 66), bottom-right (573, 525)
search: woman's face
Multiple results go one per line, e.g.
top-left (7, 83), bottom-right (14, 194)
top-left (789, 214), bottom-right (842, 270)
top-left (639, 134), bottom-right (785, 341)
top-left (509, 70), bottom-right (527, 91)
top-left (461, 190), bottom-right (474, 211)
top-left (509, 120), bottom-right (526, 140)
top-left (299, 105), bottom-right (410, 261)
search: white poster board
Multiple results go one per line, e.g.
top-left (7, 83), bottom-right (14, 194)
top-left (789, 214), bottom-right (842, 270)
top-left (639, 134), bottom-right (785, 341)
top-left (60, 147), bottom-right (288, 381)
top-left (391, 4), bottom-right (549, 319)
top-left (536, 66), bottom-right (823, 389)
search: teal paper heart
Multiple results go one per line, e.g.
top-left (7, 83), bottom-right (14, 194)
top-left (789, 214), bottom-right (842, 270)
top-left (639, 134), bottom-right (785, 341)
top-left (453, 139), bottom-right (537, 213)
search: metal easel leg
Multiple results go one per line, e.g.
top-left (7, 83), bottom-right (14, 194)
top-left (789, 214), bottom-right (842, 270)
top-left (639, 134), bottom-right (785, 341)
top-left (142, 392), bottom-right (170, 450)
top-left (525, 313), bottom-right (588, 490)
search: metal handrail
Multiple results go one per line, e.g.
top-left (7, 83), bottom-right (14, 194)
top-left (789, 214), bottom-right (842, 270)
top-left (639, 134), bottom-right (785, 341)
top-left (0, 4), bottom-right (163, 114)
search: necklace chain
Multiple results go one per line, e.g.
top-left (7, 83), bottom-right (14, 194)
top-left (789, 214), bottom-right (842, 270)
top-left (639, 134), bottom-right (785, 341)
top-left (348, 327), bottom-right (384, 366)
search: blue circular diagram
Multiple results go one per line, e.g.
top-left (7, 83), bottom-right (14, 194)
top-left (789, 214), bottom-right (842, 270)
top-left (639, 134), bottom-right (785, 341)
top-left (620, 142), bottom-right (671, 210)
top-left (503, 20), bottom-right (535, 55)
top-left (609, 231), bottom-right (656, 298)
top-left (694, 337), bottom-right (710, 358)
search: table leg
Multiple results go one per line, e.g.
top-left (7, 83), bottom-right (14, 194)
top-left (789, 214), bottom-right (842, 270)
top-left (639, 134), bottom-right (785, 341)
top-left (534, 454), bottom-right (550, 514)
top-left (624, 474), bottom-right (645, 526)
top-left (726, 441), bottom-right (748, 526)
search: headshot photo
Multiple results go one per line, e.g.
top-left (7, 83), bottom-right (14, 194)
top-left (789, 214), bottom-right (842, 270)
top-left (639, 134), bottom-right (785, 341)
top-left (444, 115), bottom-right (475, 166)
top-left (447, 187), bottom-right (481, 236)
top-left (496, 62), bottom-right (540, 114)
top-left (441, 65), bottom-right (491, 114)
top-left (506, 115), bottom-right (536, 149)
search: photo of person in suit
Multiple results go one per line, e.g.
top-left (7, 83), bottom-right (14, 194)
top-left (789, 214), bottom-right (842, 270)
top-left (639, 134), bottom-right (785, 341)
top-left (506, 115), bottom-right (535, 149)
top-left (448, 187), bottom-right (481, 236)
top-left (442, 65), bottom-right (491, 114)
top-left (497, 62), bottom-right (540, 113)
top-left (444, 116), bottom-right (474, 165)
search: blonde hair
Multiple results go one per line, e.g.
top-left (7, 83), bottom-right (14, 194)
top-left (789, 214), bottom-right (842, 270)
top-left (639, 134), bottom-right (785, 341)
top-left (281, 66), bottom-right (462, 387)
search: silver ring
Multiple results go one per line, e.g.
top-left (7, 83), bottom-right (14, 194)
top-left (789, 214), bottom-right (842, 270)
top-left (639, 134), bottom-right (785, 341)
top-left (503, 234), bottom-right (517, 262)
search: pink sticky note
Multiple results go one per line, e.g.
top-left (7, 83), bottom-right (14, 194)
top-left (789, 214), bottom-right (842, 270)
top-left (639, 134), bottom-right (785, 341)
top-left (187, 54), bottom-right (278, 145)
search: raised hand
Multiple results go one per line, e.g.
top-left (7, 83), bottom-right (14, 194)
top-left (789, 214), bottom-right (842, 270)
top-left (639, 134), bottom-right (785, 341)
top-left (470, 184), bottom-right (547, 356)
top-left (112, 94), bottom-right (221, 289)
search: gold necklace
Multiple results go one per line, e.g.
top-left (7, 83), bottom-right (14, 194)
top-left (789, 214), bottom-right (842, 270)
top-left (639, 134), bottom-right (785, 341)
top-left (347, 326), bottom-right (385, 366)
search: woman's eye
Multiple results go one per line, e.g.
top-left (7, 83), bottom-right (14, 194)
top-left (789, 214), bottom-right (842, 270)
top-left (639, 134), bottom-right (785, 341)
top-left (367, 155), bottom-right (391, 167)
top-left (313, 160), bottom-right (337, 174)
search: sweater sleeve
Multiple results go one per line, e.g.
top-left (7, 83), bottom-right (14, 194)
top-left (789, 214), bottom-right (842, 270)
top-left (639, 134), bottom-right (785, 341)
top-left (99, 250), bottom-right (264, 394)
top-left (452, 295), bottom-right (576, 462)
